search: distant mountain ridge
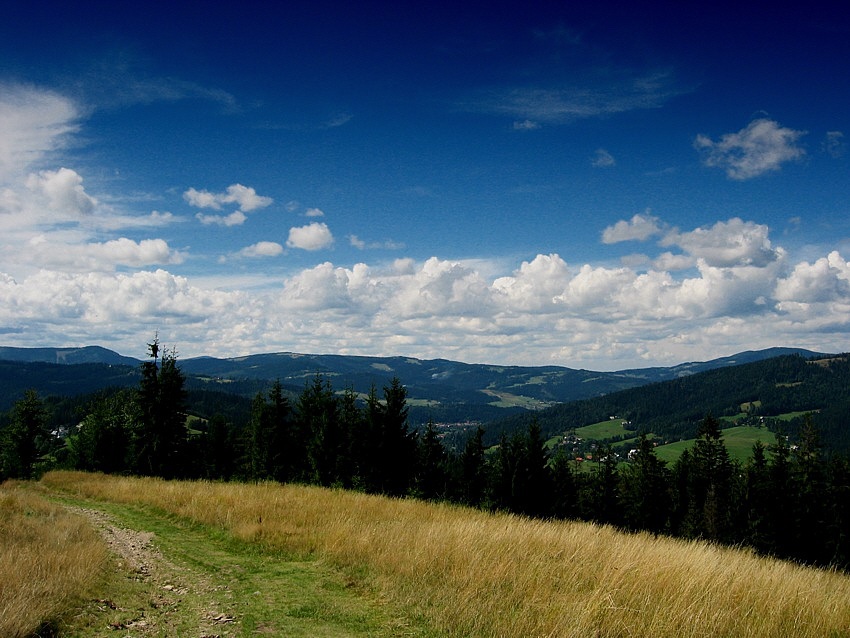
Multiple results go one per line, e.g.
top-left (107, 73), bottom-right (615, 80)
top-left (0, 345), bottom-right (828, 421)
top-left (0, 345), bottom-right (139, 367)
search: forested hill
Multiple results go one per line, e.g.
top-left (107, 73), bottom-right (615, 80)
top-left (0, 345), bottom-right (824, 420)
top-left (489, 353), bottom-right (850, 452)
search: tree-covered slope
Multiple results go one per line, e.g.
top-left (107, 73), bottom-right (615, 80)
top-left (488, 354), bottom-right (850, 451)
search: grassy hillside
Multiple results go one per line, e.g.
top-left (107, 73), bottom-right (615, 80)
top-left (33, 471), bottom-right (850, 637)
top-left (491, 354), bottom-right (850, 451)
top-left (0, 482), bottom-right (108, 637)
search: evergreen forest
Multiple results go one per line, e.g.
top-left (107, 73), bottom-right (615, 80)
top-left (2, 338), bottom-right (850, 571)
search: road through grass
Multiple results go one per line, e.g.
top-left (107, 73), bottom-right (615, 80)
top-left (48, 493), bottom-right (435, 638)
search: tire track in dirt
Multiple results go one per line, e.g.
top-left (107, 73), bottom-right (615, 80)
top-left (68, 506), bottom-right (238, 637)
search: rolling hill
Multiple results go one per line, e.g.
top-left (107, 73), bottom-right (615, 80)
top-left (0, 345), bottom-right (828, 422)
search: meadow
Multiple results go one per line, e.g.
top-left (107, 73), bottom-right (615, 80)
top-left (32, 470), bottom-right (850, 638)
top-left (0, 481), bottom-right (108, 637)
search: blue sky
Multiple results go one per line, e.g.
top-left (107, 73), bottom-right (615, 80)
top-left (1, 1), bottom-right (849, 369)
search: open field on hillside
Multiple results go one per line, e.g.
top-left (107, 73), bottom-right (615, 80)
top-left (0, 482), bottom-right (108, 638)
top-left (37, 471), bottom-right (850, 638)
top-left (654, 425), bottom-right (778, 464)
top-left (575, 418), bottom-right (630, 439)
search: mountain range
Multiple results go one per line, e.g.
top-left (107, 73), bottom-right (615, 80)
top-left (0, 345), bottom-right (826, 421)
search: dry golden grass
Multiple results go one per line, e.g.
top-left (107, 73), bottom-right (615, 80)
top-left (43, 471), bottom-right (850, 637)
top-left (0, 481), bottom-right (108, 638)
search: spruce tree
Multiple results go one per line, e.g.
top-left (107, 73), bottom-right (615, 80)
top-left (621, 434), bottom-right (671, 534)
top-left (130, 337), bottom-right (188, 478)
top-left (300, 375), bottom-right (341, 486)
top-left (684, 414), bottom-right (735, 542)
top-left (459, 426), bottom-right (487, 507)
top-left (0, 389), bottom-right (47, 479)
top-left (416, 419), bottom-right (448, 500)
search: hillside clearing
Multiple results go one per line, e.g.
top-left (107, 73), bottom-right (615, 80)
top-left (5, 481), bottom-right (434, 638)
top-left (39, 471), bottom-right (850, 638)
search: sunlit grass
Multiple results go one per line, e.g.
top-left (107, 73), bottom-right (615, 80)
top-left (0, 481), bottom-right (108, 638)
top-left (43, 470), bottom-right (850, 637)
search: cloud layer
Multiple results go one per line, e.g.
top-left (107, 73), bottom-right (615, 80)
top-left (2, 221), bottom-right (849, 368)
top-left (1, 83), bottom-right (848, 370)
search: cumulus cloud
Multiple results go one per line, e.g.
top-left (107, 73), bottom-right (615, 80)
top-left (305, 207), bottom-right (325, 217)
top-left (592, 148), bottom-right (616, 167)
top-left (694, 118), bottom-right (806, 180)
top-left (663, 218), bottom-right (780, 268)
top-left (25, 167), bottom-right (97, 215)
top-left (287, 222), bottom-right (334, 250)
top-left (238, 241), bottom-right (284, 258)
top-left (23, 237), bottom-right (183, 272)
top-left (3, 240), bottom-right (850, 368)
top-left (184, 184), bottom-right (272, 224)
top-left (602, 213), bottom-right (664, 243)
top-left (774, 252), bottom-right (850, 303)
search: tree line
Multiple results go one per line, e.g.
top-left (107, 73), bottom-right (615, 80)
top-left (2, 339), bottom-right (849, 571)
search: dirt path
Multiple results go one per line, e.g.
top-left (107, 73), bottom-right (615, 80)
top-left (68, 506), bottom-right (238, 637)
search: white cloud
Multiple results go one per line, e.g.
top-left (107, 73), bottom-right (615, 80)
top-left (513, 119), bottom-right (541, 130)
top-left (3, 241), bottom-right (850, 369)
top-left (287, 222), bottom-right (334, 250)
top-left (94, 210), bottom-right (179, 231)
top-left (774, 252), bottom-right (850, 303)
top-left (0, 84), bottom-right (79, 178)
top-left (652, 252), bottom-right (694, 272)
top-left (305, 207), bottom-right (325, 217)
top-left (195, 211), bottom-right (247, 226)
top-left (662, 218), bottom-right (780, 268)
top-left (602, 213), bottom-right (663, 243)
top-left (26, 167), bottom-right (97, 215)
top-left (592, 148), bottom-right (616, 167)
top-left (239, 241), bottom-right (284, 258)
top-left (493, 254), bottom-right (571, 312)
top-left (184, 184), bottom-right (272, 212)
top-left (24, 237), bottom-right (183, 272)
top-left (694, 118), bottom-right (806, 180)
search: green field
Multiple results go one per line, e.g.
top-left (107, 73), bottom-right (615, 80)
top-left (654, 426), bottom-right (776, 464)
top-left (574, 418), bottom-right (630, 440)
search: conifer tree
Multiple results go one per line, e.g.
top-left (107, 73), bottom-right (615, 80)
top-left (378, 378), bottom-right (418, 496)
top-left (300, 375), bottom-right (341, 486)
top-left (621, 434), bottom-right (671, 534)
top-left (683, 414), bottom-right (735, 542)
top-left (549, 445), bottom-right (578, 519)
top-left (416, 419), bottom-right (448, 500)
top-left (523, 419), bottom-right (553, 517)
top-left (794, 414), bottom-right (829, 563)
top-left (0, 389), bottom-right (47, 479)
top-left (130, 336), bottom-right (188, 478)
top-left (459, 425), bottom-right (487, 507)
top-left (68, 390), bottom-right (133, 474)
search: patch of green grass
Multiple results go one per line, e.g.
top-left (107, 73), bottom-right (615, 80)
top-left (654, 426), bottom-right (777, 465)
top-left (482, 389), bottom-right (551, 410)
top-left (575, 418), bottom-right (629, 440)
top-left (50, 495), bottom-right (438, 638)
